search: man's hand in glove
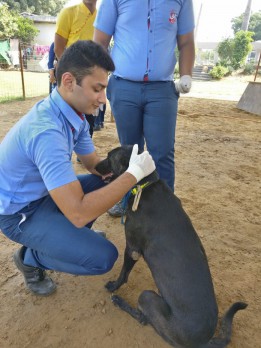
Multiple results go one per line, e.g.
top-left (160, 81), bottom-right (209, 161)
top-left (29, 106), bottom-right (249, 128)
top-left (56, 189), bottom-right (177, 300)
top-left (174, 75), bottom-right (192, 93)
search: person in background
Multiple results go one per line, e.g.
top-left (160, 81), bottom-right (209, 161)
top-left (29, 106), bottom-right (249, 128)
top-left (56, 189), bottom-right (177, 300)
top-left (93, 103), bottom-right (106, 131)
top-left (55, 0), bottom-right (98, 137)
top-left (48, 42), bottom-right (57, 94)
top-left (94, 0), bottom-right (195, 216)
top-left (0, 41), bottom-right (156, 297)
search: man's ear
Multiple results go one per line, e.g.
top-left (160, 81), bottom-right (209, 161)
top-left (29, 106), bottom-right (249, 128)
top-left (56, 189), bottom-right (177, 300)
top-left (61, 72), bottom-right (75, 91)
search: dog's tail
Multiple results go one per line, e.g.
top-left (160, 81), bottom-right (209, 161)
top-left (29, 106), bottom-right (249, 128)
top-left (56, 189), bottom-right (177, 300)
top-left (206, 302), bottom-right (247, 347)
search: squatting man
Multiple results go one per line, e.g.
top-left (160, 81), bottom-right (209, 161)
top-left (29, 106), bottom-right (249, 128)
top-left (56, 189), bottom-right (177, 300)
top-left (0, 41), bottom-right (156, 296)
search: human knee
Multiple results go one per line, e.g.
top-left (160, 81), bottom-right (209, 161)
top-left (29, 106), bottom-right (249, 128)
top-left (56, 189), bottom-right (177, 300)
top-left (100, 243), bottom-right (118, 273)
top-left (82, 242), bottom-right (118, 275)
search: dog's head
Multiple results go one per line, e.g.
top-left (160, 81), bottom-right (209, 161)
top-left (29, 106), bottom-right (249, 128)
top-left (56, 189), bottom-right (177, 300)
top-left (96, 145), bottom-right (137, 183)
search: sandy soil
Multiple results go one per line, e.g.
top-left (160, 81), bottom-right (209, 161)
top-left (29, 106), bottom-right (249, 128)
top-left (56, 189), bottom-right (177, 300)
top-left (0, 77), bottom-right (260, 348)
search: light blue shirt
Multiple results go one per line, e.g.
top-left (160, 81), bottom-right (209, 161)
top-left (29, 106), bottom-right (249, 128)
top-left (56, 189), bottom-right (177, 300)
top-left (94, 0), bottom-right (194, 81)
top-left (0, 88), bottom-right (95, 215)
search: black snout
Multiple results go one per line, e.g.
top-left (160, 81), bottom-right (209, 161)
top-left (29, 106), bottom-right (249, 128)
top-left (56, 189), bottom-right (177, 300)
top-left (95, 145), bottom-right (135, 181)
top-left (95, 157), bottom-right (111, 176)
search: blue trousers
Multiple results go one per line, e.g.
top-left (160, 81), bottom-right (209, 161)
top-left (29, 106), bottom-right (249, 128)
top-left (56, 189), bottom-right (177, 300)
top-left (0, 175), bottom-right (118, 275)
top-left (94, 104), bottom-right (106, 126)
top-left (107, 76), bottom-right (179, 191)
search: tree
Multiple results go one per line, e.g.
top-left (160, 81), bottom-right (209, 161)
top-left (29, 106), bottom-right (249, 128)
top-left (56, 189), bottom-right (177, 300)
top-left (231, 11), bottom-right (261, 41)
top-left (15, 16), bottom-right (39, 43)
top-left (0, 3), bottom-right (18, 39)
top-left (0, 3), bottom-right (39, 43)
top-left (3, 0), bottom-right (67, 16)
top-left (217, 31), bottom-right (254, 70)
top-left (232, 31), bottom-right (254, 69)
top-left (217, 38), bottom-right (234, 67)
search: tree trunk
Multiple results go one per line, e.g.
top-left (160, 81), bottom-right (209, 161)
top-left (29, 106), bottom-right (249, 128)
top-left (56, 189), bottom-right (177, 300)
top-left (241, 0), bottom-right (252, 31)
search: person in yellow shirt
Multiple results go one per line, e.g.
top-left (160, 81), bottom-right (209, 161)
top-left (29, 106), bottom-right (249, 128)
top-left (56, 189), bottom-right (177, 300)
top-left (55, 0), bottom-right (97, 60)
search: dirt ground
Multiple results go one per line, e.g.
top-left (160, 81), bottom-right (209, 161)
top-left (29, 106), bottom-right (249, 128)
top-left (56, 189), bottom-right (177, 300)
top-left (0, 77), bottom-right (260, 348)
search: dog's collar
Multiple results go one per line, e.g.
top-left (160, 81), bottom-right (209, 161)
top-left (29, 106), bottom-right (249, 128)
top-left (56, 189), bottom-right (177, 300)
top-left (131, 181), bottom-right (152, 196)
top-left (131, 170), bottom-right (159, 197)
top-left (121, 171), bottom-right (159, 224)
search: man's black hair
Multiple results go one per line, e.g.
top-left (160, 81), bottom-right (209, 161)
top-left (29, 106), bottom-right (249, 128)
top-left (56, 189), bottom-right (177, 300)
top-left (56, 40), bottom-right (115, 86)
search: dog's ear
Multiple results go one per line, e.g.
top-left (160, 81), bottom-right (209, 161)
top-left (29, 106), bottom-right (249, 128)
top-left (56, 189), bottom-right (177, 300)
top-left (109, 146), bottom-right (133, 176)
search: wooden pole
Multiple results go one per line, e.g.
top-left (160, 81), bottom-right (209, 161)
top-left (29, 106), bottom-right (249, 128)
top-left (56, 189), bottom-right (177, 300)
top-left (254, 53), bottom-right (261, 82)
top-left (18, 41), bottom-right (26, 100)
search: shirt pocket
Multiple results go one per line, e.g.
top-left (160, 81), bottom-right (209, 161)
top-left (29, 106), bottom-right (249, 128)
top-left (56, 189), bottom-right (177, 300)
top-left (155, 1), bottom-right (181, 31)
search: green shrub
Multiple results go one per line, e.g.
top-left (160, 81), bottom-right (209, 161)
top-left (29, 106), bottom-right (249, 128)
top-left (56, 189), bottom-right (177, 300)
top-left (243, 63), bottom-right (255, 75)
top-left (226, 65), bottom-right (234, 76)
top-left (209, 65), bottom-right (229, 79)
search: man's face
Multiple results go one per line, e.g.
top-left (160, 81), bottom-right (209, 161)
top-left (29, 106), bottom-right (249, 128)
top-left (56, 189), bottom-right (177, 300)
top-left (70, 67), bottom-right (108, 115)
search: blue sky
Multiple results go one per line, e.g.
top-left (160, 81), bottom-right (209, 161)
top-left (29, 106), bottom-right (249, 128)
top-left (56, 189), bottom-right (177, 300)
top-left (65, 0), bottom-right (261, 42)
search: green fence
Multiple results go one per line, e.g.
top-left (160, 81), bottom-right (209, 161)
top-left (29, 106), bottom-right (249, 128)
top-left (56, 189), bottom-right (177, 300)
top-left (0, 70), bottom-right (49, 102)
top-left (0, 40), bottom-right (50, 103)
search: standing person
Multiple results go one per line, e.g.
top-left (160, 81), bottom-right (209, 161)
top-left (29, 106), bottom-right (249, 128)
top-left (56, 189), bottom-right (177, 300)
top-left (0, 41), bottom-right (156, 296)
top-left (94, 0), bottom-right (195, 216)
top-left (48, 42), bottom-right (57, 94)
top-left (55, 0), bottom-right (98, 137)
top-left (93, 103), bottom-right (106, 131)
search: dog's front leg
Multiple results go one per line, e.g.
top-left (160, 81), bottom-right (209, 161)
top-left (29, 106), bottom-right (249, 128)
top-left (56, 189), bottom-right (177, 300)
top-left (105, 246), bottom-right (139, 292)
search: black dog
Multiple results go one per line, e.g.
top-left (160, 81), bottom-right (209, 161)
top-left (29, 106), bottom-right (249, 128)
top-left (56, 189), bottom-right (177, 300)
top-left (96, 146), bottom-right (247, 348)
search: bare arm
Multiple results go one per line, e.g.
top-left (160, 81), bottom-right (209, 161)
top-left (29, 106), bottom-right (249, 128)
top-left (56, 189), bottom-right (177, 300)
top-left (93, 28), bottom-right (112, 50)
top-left (54, 33), bottom-right (68, 60)
top-left (76, 151), bottom-right (102, 175)
top-left (177, 31), bottom-right (195, 76)
top-left (49, 172), bottom-right (136, 228)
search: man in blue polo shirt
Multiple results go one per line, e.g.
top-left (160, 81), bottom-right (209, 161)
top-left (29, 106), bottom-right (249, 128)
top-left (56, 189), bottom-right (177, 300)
top-left (94, 0), bottom-right (195, 216)
top-left (0, 40), bottom-right (156, 296)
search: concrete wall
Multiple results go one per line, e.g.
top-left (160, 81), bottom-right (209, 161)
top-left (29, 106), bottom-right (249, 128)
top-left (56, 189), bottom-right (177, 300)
top-left (33, 22), bottom-right (56, 46)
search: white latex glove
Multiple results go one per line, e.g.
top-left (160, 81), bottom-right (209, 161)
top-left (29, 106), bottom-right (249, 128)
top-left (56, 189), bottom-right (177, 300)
top-left (174, 75), bottom-right (192, 93)
top-left (126, 144), bottom-right (156, 182)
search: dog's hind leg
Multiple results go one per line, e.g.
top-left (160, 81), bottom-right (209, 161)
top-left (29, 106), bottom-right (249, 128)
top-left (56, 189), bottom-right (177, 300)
top-left (105, 247), bottom-right (138, 292)
top-left (138, 290), bottom-right (177, 346)
top-left (111, 295), bottom-right (148, 325)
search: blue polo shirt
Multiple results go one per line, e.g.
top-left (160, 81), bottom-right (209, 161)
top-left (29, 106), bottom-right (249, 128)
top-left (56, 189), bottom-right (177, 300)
top-left (0, 88), bottom-right (95, 215)
top-left (94, 0), bottom-right (194, 81)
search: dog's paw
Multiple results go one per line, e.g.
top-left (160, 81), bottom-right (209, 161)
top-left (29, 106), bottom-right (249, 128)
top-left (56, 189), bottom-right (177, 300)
top-left (111, 295), bottom-right (123, 307)
top-left (105, 280), bottom-right (118, 292)
top-left (138, 313), bottom-right (148, 326)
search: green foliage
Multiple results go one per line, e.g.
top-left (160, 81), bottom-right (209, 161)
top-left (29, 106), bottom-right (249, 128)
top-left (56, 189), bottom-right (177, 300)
top-left (174, 64), bottom-right (180, 79)
top-left (0, 3), bottom-right (38, 42)
top-left (232, 31), bottom-right (254, 70)
top-left (231, 11), bottom-right (261, 41)
top-left (3, 0), bottom-right (66, 16)
top-left (217, 31), bottom-right (254, 70)
top-left (15, 16), bottom-right (39, 43)
top-left (243, 63), bottom-right (255, 75)
top-left (0, 3), bottom-right (18, 39)
top-left (226, 65), bottom-right (234, 76)
top-left (209, 65), bottom-right (229, 79)
top-left (217, 38), bottom-right (234, 66)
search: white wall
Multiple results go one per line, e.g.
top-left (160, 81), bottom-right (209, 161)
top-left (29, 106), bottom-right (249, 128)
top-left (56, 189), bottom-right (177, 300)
top-left (33, 22), bottom-right (56, 46)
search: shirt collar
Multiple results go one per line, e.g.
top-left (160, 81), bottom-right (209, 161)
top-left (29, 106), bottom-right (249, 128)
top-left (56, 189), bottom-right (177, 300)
top-left (79, 2), bottom-right (97, 16)
top-left (50, 87), bottom-right (84, 132)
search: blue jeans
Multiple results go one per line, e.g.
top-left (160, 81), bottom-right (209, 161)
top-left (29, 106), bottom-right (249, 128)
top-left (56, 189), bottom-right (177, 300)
top-left (94, 104), bottom-right (106, 127)
top-left (0, 175), bottom-right (118, 275)
top-left (107, 76), bottom-right (179, 191)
